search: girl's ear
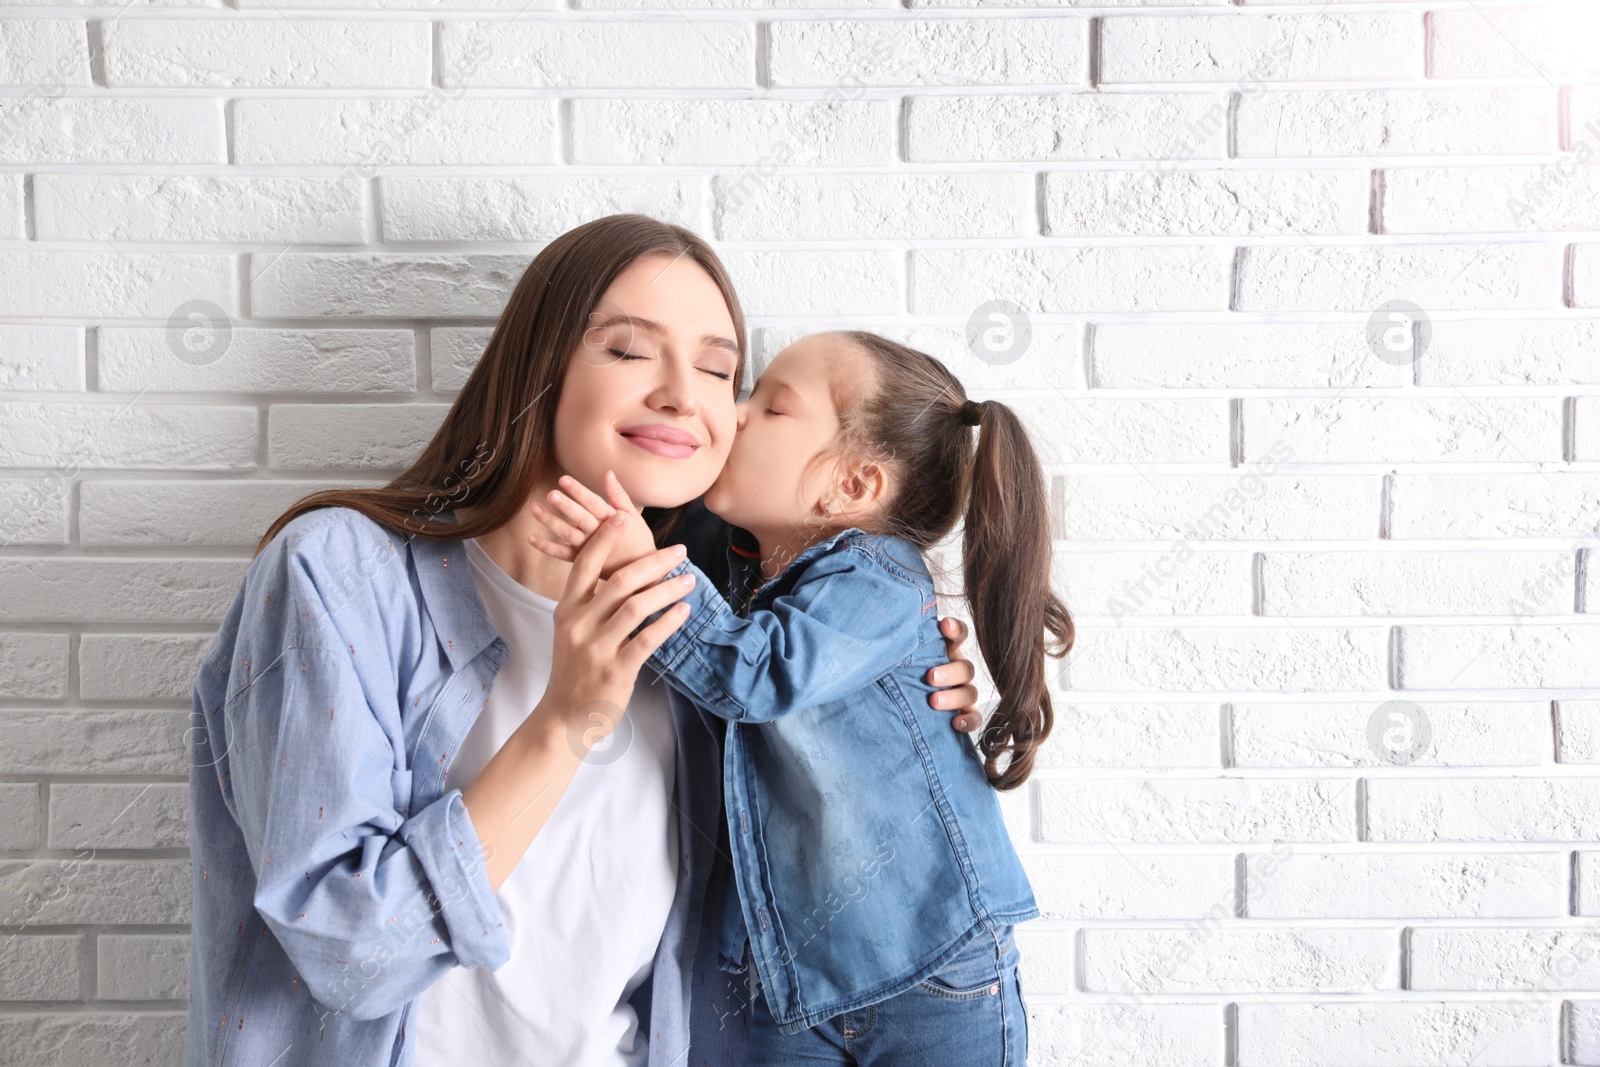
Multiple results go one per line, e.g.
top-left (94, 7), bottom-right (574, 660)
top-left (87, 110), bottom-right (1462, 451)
top-left (837, 461), bottom-right (890, 516)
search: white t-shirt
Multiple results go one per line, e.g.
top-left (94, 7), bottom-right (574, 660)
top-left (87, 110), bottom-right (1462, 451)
top-left (414, 536), bottom-right (679, 1067)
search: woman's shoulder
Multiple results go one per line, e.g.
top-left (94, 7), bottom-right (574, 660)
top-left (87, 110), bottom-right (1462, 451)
top-left (259, 505), bottom-right (413, 576)
top-left (245, 505), bottom-right (423, 628)
top-left (201, 508), bottom-right (400, 679)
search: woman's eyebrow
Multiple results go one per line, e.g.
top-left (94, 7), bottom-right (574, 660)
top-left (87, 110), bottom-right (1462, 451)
top-left (591, 313), bottom-right (740, 356)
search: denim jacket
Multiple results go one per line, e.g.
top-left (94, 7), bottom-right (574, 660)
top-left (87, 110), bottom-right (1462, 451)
top-left (650, 527), bottom-right (1040, 1035)
top-left (186, 505), bottom-right (746, 1067)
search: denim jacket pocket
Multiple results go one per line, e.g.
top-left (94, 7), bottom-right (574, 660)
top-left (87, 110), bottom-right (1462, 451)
top-left (915, 928), bottom-right (1014, 1000)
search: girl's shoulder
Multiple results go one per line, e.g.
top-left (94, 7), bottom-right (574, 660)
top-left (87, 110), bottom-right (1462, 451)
top-left (819, 529), bottom-right (934, 592)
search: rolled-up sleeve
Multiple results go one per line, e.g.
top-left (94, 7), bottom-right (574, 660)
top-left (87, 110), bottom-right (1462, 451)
top-left (222, 529), bottom-right (508, 1021)
top-left (648, 547), bottom-right (922, 723)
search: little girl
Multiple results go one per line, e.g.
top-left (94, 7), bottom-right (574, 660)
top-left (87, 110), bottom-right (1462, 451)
top-left (529, 330), bottom-right (1072, 1067)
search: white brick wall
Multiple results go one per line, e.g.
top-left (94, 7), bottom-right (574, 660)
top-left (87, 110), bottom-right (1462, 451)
top-left (2, 1), bottom-right (1598, 1063)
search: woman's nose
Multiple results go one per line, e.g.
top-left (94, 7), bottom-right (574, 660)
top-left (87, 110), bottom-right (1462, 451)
top-left (734, 401), bottom-right (749, 430)
top-left (648, 363), bottom-right (698, 417)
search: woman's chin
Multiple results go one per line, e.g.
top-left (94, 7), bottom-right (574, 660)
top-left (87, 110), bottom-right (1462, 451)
top-left (610, 465), bottom-right (722, 512)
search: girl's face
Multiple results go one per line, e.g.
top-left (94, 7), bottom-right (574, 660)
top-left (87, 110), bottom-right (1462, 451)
top-left (703, 333), bottom-right (872, 544)
top-left (550, 253), bottom-right (741, 509)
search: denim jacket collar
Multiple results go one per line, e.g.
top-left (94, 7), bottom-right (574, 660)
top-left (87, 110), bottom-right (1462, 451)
top-left (405, 510), bottom-right (505, 672)
top-left (748, 526), bottom-right (865, 601)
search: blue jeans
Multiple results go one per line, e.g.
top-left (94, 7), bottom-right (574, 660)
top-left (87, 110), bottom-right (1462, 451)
top-left (745, 925), bottom-right (1029, 1067)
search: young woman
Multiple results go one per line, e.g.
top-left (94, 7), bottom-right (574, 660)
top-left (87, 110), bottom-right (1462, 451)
top-left (185, 215), bottom-right (988, 1067)
top-left (531, 330), bottom-right (1073, 1066)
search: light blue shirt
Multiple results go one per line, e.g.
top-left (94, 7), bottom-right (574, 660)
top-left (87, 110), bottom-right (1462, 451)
top-left (186, 505), bottom-right (741, 1066)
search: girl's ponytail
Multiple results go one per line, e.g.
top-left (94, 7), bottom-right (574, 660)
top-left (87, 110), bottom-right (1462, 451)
top-left (825, 332), bottom-right (1074, 791)
top-left (960, 399), bottom-right (1073, 790)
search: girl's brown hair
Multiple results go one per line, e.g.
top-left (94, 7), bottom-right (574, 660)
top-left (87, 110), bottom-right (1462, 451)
top-left (253, 214), bottom-right (747, 558)
top-left (828, 331), bottom-right (1073, 791)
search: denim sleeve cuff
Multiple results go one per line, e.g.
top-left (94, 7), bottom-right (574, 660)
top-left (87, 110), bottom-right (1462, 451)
top-left (651, 559), bottom-right (722, 673)
top-left (399, 787), bottom-right (510, 971)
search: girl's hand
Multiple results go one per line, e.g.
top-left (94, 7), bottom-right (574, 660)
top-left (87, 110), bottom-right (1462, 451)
top-left (528, 470), bottom-right (658, 580)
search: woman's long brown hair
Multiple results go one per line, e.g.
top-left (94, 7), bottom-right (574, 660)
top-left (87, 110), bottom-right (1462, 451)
top-left (253, 215), bottom-right (747, 558)
top-left (830, 332), bottom-right (1073, 791)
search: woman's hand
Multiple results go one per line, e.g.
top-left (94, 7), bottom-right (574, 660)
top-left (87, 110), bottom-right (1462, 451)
top-left (528, 470), bottom-right (657, 580)
top-left (543, 510), bottom-right (694, 716)
top-left (462, 514), bottom-right (694, 890)
top-left (928, 617), bottom-right (983, 734)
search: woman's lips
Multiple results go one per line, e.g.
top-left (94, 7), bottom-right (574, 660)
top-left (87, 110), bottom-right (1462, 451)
top-left (620, 428), bottom-right (697, 460)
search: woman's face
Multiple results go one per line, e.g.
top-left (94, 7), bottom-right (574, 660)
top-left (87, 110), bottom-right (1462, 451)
top-left (550, 252), bottom-right (741, 509)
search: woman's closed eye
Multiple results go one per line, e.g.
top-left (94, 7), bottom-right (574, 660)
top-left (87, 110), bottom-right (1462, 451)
top-left (609, 348), bottom-right (733, 381)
